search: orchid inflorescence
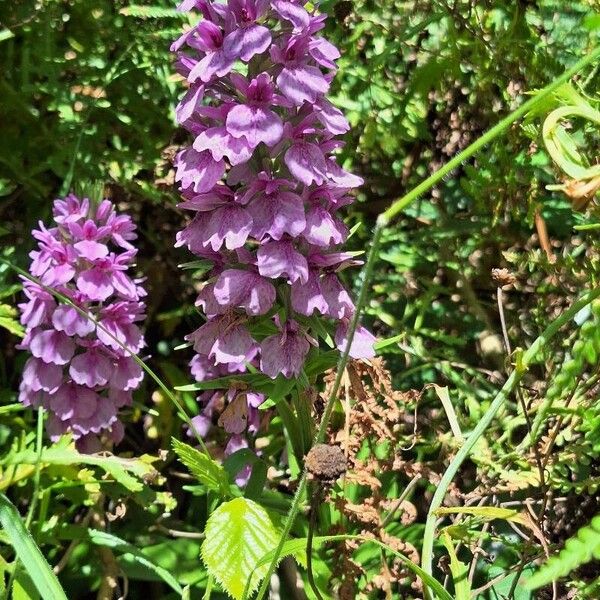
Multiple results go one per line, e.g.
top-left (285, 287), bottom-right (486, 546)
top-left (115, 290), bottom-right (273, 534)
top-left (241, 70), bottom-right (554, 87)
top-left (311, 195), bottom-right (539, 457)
top-left (171, 0), bottom-right (375, 455)
top-left (18, 194), bottom-right (146, 452)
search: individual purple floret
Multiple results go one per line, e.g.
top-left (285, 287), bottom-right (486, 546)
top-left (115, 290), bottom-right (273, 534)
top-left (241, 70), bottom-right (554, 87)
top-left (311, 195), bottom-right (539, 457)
top-left (18, 194), bottom-right (146, 452)
top-left (172, 0), bottom-right (375, 454)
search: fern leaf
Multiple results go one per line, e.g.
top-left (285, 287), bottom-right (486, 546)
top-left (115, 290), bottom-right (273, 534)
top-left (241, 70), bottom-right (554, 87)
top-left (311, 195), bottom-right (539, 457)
top-left (119, 6), bottom-right (185, 19)
top-left (527, 514), bottom-right (600, 589)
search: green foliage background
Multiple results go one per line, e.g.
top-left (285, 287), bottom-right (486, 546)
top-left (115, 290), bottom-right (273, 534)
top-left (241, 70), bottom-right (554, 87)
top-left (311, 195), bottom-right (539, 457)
top-left (2, 0), bottom-right (600, 598)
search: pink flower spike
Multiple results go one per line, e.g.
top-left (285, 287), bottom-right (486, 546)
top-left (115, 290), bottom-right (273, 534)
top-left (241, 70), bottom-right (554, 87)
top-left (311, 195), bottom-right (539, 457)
top-left (19, 194), bottom-right (146, 448)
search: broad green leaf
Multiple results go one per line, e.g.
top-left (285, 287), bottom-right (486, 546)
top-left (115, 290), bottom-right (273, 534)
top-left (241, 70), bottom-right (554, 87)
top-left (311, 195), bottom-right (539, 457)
top-left (0, 494), bottom-right (68, 600)
top-left (172, 438), bottom-right (229, 496)
top-left (440, 531), bottom-right (471, 600)
top-left (201, 497), bottom-right (279, 600)
top-left (88, 530), bottom-right (183, 594)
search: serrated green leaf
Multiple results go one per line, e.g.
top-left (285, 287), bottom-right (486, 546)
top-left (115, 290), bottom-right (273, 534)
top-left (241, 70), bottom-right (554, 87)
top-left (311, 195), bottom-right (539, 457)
top-left (201, 497), bottom-right (279, 600)
top-left (172, 438), bottom-right (229, 496)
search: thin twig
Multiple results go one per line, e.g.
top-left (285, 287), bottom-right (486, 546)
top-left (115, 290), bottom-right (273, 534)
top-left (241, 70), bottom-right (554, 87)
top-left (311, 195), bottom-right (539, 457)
top-left (497, 287), bottom-right (512, 356)
top-left (381, 474), bottom-right (421, 528)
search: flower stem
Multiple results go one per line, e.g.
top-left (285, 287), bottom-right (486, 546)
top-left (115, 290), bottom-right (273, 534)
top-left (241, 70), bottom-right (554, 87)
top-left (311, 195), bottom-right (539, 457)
top-left (382, 45), bottom-right (600, 223)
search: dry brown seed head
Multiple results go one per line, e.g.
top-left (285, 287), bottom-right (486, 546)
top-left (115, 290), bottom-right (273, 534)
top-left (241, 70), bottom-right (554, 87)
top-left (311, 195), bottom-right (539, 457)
top-left (491, 267), bottom-right (516, 288)
top-left (305, 444), bottom-right (347, 483)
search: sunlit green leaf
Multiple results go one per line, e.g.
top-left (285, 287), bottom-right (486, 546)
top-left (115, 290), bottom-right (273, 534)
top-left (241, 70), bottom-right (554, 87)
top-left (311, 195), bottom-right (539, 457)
top-left (201, 497), bottom-right (279, 600)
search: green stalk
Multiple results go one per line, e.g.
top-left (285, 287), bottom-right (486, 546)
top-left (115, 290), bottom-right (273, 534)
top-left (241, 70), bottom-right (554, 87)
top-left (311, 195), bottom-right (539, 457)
top-left (382, 46), bottom-right (600, 223)
top-left (420, 288), bottom-right (600, 595)
top-left (0, 494), bottom-right (68, 600)
top-left (7, 406), bottom-right (45, 596)
top-left (25, 407), bottom-right (44, 531)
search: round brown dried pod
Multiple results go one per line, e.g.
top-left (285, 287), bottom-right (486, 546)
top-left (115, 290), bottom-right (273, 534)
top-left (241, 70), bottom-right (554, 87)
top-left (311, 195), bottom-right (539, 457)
top-left (305, 444), bottom-right (347, 484)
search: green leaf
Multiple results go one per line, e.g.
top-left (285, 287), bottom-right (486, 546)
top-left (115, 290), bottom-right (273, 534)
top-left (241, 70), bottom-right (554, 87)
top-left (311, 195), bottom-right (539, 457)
top-left (268, 375), bottom-right (296, 402)
top-left (201, 497), bottom-right (279, 600)
top-left (526, 514), bottom-right (600, 589)
top-left (119, 538), bottom-right (205, 586)
top-left (119, 5), bottom-right (186, 18)
top-left (0, 303), bottom-right (24, 337)
top-left (0, 28), bottom-right (14, 42)
top-left (13, 571), bottom-right (40, 600)
top-left (4, 440), bottom-right (157, 492)
top-left (175, 373), bottom-right (270, 393)
top-left (440, 531), bottom-right (471, 600)
top-left (487, 564), bottom-right (534, 600)
top-left (435, 506), bottom-right (527, 524)
top-left (0, 284), bottom-right (21, 300)
top-left (0, 494), bottom-right (68, 600)
top-left (172, 438), bottom-right (229, 496)
top-left (88, 530), bottom-right (183, 594)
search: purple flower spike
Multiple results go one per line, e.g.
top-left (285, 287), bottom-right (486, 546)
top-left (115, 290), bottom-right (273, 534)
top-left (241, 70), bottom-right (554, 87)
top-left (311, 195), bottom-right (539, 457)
top-left (18, 194), bottom-right (146, 450)
top-left (172, 0), bottom-right (376, 461)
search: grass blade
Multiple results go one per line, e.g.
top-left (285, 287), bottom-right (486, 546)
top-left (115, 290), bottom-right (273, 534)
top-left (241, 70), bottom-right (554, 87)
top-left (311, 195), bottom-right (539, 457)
top-left (0, 494), bottom-right (67, 600)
